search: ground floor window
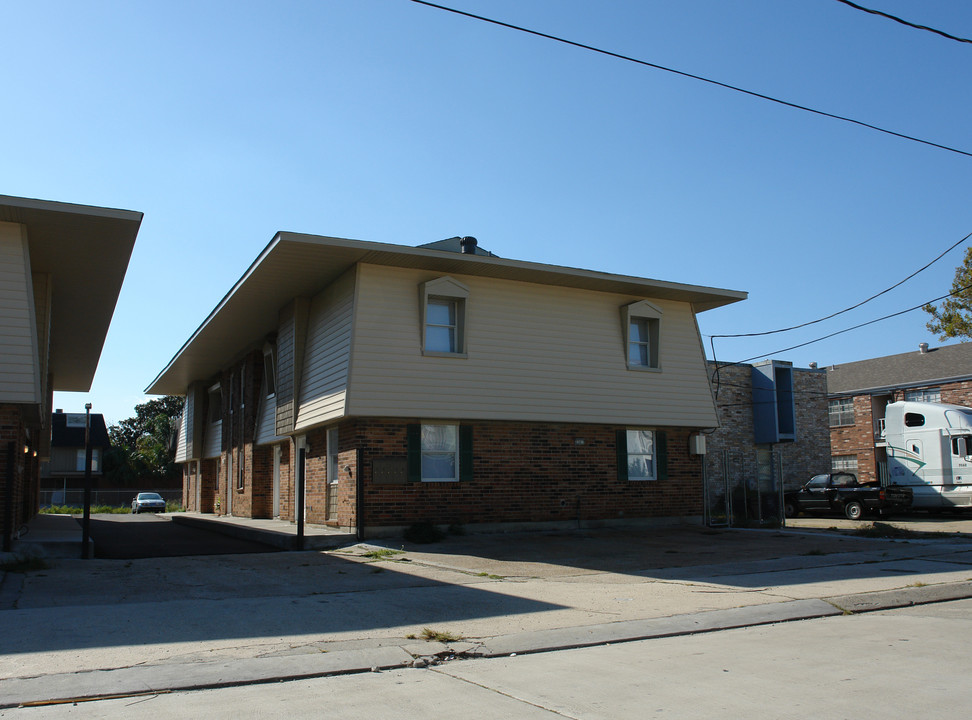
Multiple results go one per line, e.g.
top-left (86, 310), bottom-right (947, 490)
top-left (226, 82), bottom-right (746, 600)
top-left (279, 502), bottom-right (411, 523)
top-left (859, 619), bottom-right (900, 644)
top-left (832, 454), bottom-right (858, 473)
top-left (407, 423), bottom-right (473, 482)
top-left (617, 429), bottom-right (668, 481)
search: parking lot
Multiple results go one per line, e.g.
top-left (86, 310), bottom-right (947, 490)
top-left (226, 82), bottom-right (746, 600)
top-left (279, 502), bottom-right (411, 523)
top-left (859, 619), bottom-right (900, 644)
top-left (84, 512), bottom-right (281, 559)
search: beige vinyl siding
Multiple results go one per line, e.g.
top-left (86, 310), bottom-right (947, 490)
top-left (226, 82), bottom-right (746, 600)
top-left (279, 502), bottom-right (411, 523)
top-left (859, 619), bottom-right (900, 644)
top-left (294, 270), bottom-right (354, 431)
top-left (0, 222), bottom-right (41, 404)
top-left (347, 264), bottom-right (718, 427)
top-left (174, 391), bottom-right (193, 463)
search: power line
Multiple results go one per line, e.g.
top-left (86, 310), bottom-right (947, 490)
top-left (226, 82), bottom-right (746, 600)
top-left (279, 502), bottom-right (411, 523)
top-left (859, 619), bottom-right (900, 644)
top-left (832, 0), bottom-right (972, 45)
top-left (728, 282), bottom-right (972, 367)
top-left (406, 0), bottom-right (972, 159)
top-left (709, 229), bottom-right (972, 339)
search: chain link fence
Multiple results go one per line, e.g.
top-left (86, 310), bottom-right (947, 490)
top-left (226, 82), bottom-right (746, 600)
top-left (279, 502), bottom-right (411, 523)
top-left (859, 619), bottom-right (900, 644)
top-left (40, 489), bottom-right (183, 509)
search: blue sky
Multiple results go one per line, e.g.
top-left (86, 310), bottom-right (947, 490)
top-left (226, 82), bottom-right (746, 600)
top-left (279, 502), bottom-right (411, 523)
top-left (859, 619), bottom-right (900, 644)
top-left (4, 0), bottom-right (971, 425)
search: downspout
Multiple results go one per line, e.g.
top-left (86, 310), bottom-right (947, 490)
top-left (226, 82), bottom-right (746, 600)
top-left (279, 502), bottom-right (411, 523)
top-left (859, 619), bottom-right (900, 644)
top-left (355, 447), bottom-right (364, 541)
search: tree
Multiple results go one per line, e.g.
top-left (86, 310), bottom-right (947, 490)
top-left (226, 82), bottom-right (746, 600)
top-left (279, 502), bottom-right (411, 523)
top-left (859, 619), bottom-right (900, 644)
top-left (924, 246), bottom-right (972, 341)
top-left (104, 396), bottom-right (184, 486)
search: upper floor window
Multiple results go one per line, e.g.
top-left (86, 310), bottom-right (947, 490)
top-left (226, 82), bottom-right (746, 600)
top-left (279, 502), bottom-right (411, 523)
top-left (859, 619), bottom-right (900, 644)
top-left (905, 388), bottom-right (940, 403)
top-left (426, 297), bottom-right (458, 352)
top-left (420, 276), bottom-right (469, 357)
top-left (828, 398), bottom-right (854, 427)
top-left (622, 300), bottom-right (662, 370)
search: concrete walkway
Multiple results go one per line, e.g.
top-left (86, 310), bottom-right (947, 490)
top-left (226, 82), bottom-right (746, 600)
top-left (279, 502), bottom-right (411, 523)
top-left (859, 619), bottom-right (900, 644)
top-left (3, 514), bottom-right (972, 709)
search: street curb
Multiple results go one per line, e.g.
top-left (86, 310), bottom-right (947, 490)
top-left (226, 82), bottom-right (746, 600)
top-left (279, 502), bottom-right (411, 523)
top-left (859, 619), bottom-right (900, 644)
top-left (5, 582), bottom-right (972, 709)
top-left (2, 646), bottom-right (413, 709)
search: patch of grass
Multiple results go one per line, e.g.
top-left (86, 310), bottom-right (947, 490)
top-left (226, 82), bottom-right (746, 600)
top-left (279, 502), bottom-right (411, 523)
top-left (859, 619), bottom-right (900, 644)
top-left (1, 555), bottom-right (50, 573)
top-left (476, 572), bottom-right (504, 580)
top-left (165, 501), bottom-right (184, 512)
top-left (852, 522), bottom-right (919, 540)
top-left (41, 504), bottom-right (129, 515)
top-left (362, 548), bottom-right (405, 560)
top-left (417, 627), bottom-right (463, 643)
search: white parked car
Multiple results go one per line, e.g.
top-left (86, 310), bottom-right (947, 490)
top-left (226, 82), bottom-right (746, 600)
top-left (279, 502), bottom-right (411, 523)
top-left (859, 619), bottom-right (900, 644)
top-left (131, 492), bottom-right (166, 514)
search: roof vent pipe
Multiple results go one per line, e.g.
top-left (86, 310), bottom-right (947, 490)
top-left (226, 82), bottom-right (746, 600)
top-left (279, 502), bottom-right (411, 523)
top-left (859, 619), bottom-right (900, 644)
top-left (919, 342), bottom-right (929, 354)
top-left (460, 236), bottom-right (478, 254)
top-left (809, 362), bottom-right (817, 370)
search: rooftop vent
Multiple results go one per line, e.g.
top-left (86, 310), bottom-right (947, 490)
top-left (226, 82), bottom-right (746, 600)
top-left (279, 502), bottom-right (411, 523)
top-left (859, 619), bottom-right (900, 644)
top-left (919, 342), bottom-right (930, 354)
top-left (460, 236), bottom-right (478, 254)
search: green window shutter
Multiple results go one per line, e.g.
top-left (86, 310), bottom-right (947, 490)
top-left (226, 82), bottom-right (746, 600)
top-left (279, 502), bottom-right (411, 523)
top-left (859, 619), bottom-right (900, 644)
top-left (656, 431), bottom-right (668, 481)
top-left (406, 424), bottom-right (421, 482)
top-left (616, 429), bottom-right (628, 481)
top-left (459, 425), bottom-right (474, 481)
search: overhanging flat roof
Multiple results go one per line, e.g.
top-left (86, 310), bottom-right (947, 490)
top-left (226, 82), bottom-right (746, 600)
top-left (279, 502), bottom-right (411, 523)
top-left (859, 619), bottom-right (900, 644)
top-left (147, 232), bottom-right (747, 395)
top-left (0, 195), bottom-right (142, 392)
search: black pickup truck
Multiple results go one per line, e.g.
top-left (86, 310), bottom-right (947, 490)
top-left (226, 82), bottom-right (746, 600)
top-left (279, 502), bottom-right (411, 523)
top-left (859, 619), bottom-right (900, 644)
top-left (784, 472), bottom-right (913, 521)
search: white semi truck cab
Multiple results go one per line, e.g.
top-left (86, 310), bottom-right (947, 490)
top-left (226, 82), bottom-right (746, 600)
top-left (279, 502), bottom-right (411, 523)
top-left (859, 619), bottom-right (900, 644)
top-left (883, 401), bottom-right (972, 510)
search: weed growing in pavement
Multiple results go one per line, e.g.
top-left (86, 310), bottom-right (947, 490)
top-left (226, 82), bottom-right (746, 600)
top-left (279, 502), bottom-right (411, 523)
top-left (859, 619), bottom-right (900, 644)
top-left (476, 572), bottom-right (504, 580)
top-left (362, 548), bottom-right (405, 560)
top-left (853, 522), bottom-right (919, 540)
top-left (416, 627), bottom-right (462, 643)
top-left (908, 581), bottom-right (929, 588)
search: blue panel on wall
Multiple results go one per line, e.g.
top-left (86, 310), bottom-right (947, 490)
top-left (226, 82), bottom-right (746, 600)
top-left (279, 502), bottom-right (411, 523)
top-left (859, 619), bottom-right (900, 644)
top-left (752, 361), bottom-right (796, 443)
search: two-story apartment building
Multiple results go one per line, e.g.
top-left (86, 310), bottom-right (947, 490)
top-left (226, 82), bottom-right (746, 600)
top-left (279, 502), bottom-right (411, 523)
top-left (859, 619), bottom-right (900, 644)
top-left (40, 409), bottom-right (112, 503)
top-left (1, 196), bottom-right (140, 550)
top-left (827, 342), bottom-right (972, 483)
top-left (147, 233), bottom-right (747, 537)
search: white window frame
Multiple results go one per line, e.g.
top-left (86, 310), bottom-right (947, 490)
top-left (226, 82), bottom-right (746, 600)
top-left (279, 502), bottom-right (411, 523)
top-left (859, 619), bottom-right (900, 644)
top-left (420, 277), bottom-right (469, 357)
top-left (75, 448), bottom-right (100, 473)
top-left (828, 398), bottom-right (854, 427)
top-left (622, 301), bottom-right (662, 371)
top-left (905, 387), bottom-right (940, 403)
top-left (421, 422), bottom-right (460, 482)
top-left (625, 429), bottom-right (657, 481)
top-left (831, 454), bottom-right (858, 473)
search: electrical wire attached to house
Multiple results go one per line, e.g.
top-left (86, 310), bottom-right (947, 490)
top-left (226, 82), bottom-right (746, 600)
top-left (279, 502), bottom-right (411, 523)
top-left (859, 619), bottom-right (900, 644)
top-left (710, 229), bottom-right (972, 340)
top-left (406, 0), bottom-right (972, 158)
top-left (832, 0), bottom-right (972, 45)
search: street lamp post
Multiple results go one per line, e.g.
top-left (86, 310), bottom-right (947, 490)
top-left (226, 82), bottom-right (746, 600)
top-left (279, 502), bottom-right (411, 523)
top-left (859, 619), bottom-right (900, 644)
top-left (81, 403), bottom-right (93, 559)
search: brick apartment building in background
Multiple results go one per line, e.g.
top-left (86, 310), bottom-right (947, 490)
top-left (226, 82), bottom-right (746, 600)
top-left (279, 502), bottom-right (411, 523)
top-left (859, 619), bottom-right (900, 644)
top-left (827, 342), bottom-right (972, 484)
top-left (703, 359), bottom-right (830, 527)
top-left (148, 232), bottom-right (747, 537)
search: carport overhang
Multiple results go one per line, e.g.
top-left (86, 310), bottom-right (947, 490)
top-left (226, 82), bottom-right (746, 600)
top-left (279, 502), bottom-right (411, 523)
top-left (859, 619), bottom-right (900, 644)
top-left (0, 195), bottom-right (143, 392)
top-left (146, 231), bottom-right (748, 396)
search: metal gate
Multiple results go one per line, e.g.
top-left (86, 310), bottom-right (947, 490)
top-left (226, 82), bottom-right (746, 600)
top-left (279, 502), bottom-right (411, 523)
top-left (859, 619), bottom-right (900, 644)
top-left (705, 448), bottom-right (783, 528)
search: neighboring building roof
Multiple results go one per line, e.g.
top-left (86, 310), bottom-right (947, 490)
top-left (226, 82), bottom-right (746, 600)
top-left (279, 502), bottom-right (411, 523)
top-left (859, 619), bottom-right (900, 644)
top-left (0, 195), bottom-right (142, 391)
top-left (50, 410), bottom-right (111, 448)
top-left (827, 343), bottom-right (972, 396)
top-left (146, 232), bottom-right (748, 395)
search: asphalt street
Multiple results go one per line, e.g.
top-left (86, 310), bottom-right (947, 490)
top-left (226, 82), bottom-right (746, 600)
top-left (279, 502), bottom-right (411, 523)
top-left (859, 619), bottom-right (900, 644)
top-left (6, 598), bottom-right (970, 719)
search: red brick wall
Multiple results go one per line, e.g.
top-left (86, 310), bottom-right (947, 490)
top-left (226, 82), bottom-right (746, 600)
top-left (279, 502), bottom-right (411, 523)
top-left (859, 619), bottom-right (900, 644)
top-left (1, 404), bottom-right (37, 548)
top-left (830, 395), bottom-right (879, 483)
top-left (300, 418), bottom-right (704, 529)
